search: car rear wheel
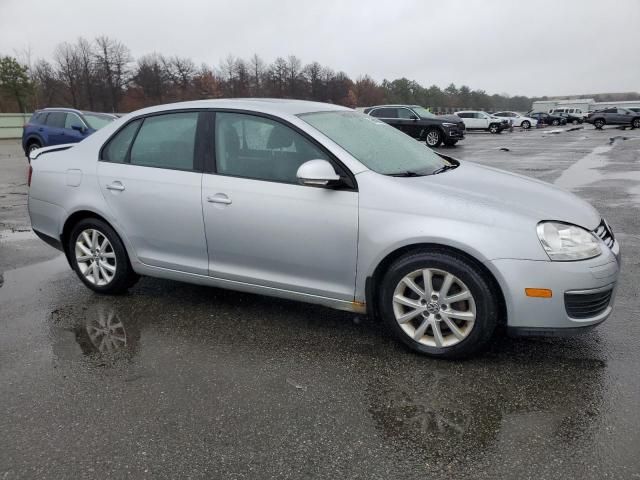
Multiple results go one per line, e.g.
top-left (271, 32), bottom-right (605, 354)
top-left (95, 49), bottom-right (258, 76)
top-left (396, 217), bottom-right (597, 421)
top-left (572, 119), bottom-right (579, 125)
top-left (379, 250), bottom-right (498, 359)
top-left (632, 119), bottom-right (640, 129)
top-left (521, 120), bottom-right (531, 129)
top-left (27, 141), bottom-right (41, 155)
top-left (425, 129), bottom-right (442, 147)
top-left (69, 218), bottom-right (139, 294)
top-left (552, 119), bottom-right (560, 126)
top-left (594, 119), bottom-right (605, 129)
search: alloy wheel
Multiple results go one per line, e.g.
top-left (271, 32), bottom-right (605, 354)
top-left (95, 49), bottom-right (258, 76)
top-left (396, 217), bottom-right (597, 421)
top-left (426, 130), bottom-right (440, 146)
top-left (75, 229), bottom-right (117, 286)
top-left (392, 268), bottom-right (476, 348)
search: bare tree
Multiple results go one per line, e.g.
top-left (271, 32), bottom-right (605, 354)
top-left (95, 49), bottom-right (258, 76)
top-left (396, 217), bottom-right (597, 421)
top-left (249, 54), bottom-right (264, 96)
top-left (54, 42), bottom-right (81, 107)
top-left (286, 55), bottom-right (302, 97)
top-left (94, 36), bottom-right (131, 112)
top-left (32, 59), bottom-right (59, 107)
top-left (76, 37), bottom-right (97, 109)
top-left (133, 53), bottom-right (169, 104)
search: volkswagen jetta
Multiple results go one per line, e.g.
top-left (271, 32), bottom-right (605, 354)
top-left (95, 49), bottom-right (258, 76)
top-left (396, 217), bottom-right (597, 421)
top-left (27, 99), bottom-right (621, 358)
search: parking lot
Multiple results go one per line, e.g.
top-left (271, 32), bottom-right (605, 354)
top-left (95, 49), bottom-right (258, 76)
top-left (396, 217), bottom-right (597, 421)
top-left (1, 125), bottom-right (639, 479)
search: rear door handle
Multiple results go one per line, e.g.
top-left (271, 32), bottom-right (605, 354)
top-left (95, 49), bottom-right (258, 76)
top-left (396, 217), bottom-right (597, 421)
top-left (106, 181), bottom-right (125, 191)
top-left (207, 193), bottom-right (232, 205)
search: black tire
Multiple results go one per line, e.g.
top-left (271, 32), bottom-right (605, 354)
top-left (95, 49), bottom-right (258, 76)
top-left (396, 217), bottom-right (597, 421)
top-left (551, 119), bottom-right (560, 126)
top-left (425, 129), bottom-right (442, 147)
top-left (443, 139), bottom-right (458, 147)
top-left (632, 118), bottom-right (640, 129)
top-left (26, 140), bottom-right (41, 156)
top-left (488, 124), bottom-right (500, 134)
top-left (572, 119), bottom-right (579, 125)
top-left (378, 249), bottom-right (499, 359)
top-left (594, 119), bottom-right (605, 129)
top-left (68, 218), bottom-right (139, 294)
top-left (521, 120), bottom-right (531, 130)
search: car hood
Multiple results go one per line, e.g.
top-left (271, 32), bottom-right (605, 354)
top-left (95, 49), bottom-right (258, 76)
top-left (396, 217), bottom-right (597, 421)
top-left (407, 161), bottom-right (601, 229)
top-left (437, 114), bottom-right (464, 123)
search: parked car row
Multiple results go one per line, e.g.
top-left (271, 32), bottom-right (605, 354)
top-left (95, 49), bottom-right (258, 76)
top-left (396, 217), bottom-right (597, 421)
top-left (362, 105), bottom-right (466, 147)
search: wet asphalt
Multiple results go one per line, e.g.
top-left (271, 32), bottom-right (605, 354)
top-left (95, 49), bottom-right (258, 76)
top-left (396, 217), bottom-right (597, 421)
top-left (1, 126), bottom-right (639, 479)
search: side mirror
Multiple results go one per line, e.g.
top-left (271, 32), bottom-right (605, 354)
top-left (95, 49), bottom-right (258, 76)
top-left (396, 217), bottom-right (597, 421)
top-left (296, 159), bottom-right (340, 187)
top-left (71, 125), bottom-right (86, 133)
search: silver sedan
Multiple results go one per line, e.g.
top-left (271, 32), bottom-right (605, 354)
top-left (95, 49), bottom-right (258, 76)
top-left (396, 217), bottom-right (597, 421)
top-left (27, 99), bottom-right (621, 358)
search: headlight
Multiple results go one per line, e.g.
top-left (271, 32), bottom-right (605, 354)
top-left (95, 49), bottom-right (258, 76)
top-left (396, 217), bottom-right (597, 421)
top-left (537, 222), bottom-right (602, 261)
top-left (442, 122), bottom-right (456, 127)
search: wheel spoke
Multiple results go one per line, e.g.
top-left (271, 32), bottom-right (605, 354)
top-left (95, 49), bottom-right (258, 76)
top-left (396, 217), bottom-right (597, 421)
top-left (444, 289), bottom-right (471, 304)
top-left (77, 243), bottom-right (92, 256)
top-left (446, 309), bottom-right (475, 322)
top-left (99, 260), bottom-right (116, 273)
top-left (422, 269), bottom-right (434, 296)
top-left (442, 314), bottom-right (466, 340)
top-left (91, 230), bottom-right (98, 250)
top-left (98, 264), bottom-right (110, 282)
top-left (76, 254), bottom-right (92, 262)
top-left (92, 261), bottom-right (100, 284)
top-left (397, 308), bottom-right (423, 324)
top-left (439, 273), bottom-right (454, 297)
top-left (402, 277), bottom-right (424, 297)
top-left (99, 237), bottom-right (109, 251)
top-left (102, 252), bottom-right (116, 259)
top-left (413, 318), bottom-right (430, 340)
top-left (82, 231), bottom-right (92, 248)
top-left (393, 294), bottom-right (422, 309)
top-left (431, 320), bottom-right (444, 347)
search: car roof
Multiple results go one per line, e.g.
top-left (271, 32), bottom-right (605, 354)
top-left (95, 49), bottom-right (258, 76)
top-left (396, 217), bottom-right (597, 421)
top-left (126, 98), bottom-right (351, 117)
top-left (364, 104), bottom-right (421, 109)
top-left (37, 107), bottom-right (117, 117)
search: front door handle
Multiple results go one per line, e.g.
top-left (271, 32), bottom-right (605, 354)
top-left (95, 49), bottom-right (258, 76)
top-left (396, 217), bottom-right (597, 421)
top-left (207, 193), bottom-right (232, 205)
top-left (106, 181), bottom-right (125, 191)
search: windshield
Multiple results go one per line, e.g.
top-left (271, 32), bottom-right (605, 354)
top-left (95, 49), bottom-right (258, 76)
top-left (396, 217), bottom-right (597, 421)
top-left (83, 113), bottom-right (116, 130)
top-left (411, 106), bottom-right (437, 119)
top-left (299, 111), bottom-right (447, 175)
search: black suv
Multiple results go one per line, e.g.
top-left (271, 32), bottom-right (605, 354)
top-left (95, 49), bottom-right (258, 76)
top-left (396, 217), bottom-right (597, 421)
top-left (586, 107), bottom-right (640, 129)
top-left (527, 112), bottom-right (567, 126)
top-left (362, 105), bottom-right (465, 147)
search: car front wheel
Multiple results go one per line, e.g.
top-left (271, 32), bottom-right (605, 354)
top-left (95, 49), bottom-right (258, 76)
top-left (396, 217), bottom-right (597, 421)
top-left (521, 120), bottom-right (531, 129)
top-left (69, 218), bottom-right (139, 294)
top-left (425, 129), bottom-right (442, 147)
top-left (379, 250), bottom-right (498, 359)
top-left (489, 124), bottom-right (500, 134)
top-left (552, 119), bottom-right (560, 126)
top-left (632, 119), bottom-right (640, 129)
top-left (594, 119), bottom-right (605, 129)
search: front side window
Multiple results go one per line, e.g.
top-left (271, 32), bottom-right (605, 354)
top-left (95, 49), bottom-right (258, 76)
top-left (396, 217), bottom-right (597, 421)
top-left (411, 106), bottom-right (436, 119)
top-left (215, 112), bottom-right (329, 184)
top-left (102, 119), bottom-right (142, 163)
top-left (397, 108), bottom-right (415, 119)
top-left (45, 112), bottom-right (66, 128)
top-left (130, 112), bottom-right (199, 170)
top-left (299, 111), bottom-right (447, 176)
top-left (65, 113), bottom-right (85, 130)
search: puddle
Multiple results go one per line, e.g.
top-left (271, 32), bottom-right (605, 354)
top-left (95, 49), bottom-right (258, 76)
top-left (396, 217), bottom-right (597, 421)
top-left (0, 228), bottom-right (36, 242)
top-left (554, 145), bottom-right (611, 190)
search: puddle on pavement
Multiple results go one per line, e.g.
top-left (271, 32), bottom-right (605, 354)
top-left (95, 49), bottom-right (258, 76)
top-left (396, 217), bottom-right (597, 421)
top-left (0, 228), bottom-right (36, 242)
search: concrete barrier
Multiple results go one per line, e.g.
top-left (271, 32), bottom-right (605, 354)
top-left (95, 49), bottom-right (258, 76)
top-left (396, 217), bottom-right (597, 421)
top-left (0, 113), bottom-right (31, 139)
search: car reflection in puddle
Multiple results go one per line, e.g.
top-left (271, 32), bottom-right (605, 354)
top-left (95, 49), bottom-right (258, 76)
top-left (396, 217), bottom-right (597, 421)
top-left (365, 342), bottom-right (606, 465)
top-left (50, 302), bottom-right (140, 366)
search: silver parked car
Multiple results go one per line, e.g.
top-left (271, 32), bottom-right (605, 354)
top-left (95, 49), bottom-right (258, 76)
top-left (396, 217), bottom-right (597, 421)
top-left (27, 99), bottom-right (621, 358)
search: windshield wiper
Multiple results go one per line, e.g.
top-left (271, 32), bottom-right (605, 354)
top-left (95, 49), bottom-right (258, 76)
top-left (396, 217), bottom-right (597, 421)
top-left (387, 170), bottom-right (425, 177)
top-left (431, 164), bottom-right (458, 175)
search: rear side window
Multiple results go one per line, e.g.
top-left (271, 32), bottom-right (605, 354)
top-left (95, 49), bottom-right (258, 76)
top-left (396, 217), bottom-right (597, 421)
top-left (102, 119), bottom-right (142, 163)
top-left (371, 108), bottom-right (397, 118)
top-left (30, 112), bottom-right (47, 125)
top-left (130, 112), bottom-right (199, 170)
top-left (45, 112), bottom-right (67, 128)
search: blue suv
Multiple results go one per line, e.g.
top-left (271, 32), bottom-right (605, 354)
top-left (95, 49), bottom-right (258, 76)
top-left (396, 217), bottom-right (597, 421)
top-left (22, 108), bottom-right (117, 156)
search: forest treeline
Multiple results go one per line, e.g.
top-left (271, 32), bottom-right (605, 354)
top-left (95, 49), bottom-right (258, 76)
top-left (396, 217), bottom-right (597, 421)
top-left (1, 36), bottom-right (638, 114)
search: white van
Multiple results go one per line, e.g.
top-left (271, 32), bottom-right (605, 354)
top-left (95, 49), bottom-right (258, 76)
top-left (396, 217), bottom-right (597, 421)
top-left (549, 107), bottom-right (587, 119)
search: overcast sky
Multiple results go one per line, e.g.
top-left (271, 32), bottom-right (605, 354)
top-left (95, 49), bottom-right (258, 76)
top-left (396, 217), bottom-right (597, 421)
top-left (1, 0), bottom-right (639, 97)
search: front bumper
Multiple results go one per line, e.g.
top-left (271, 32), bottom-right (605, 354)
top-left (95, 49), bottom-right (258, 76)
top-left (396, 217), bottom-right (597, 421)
top-left (444, 128), bottom-right (465, 140)
top-left (487, 242), bottom-right (620, 332)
